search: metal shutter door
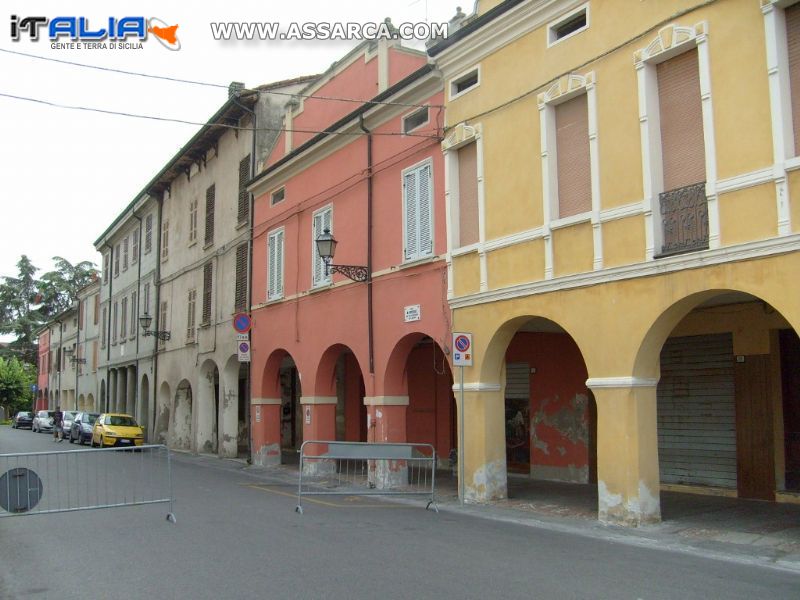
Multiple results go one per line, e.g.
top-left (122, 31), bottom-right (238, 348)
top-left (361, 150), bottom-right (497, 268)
top-left (657, 333), bottom-right (736, 488)
top-left (505, 363), bottom-right (530, 399)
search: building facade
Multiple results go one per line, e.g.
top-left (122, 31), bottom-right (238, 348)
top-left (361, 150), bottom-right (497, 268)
top-left (36, 327), bottom-right (49, 411)
top-left (45, 305), bottom-right (78, 411)
top-left (248, 38), bottom-right (453, 470)
top-left (74, 279), bottom-right (101, 412)
top-left (429, 0), bottom-right (800, 526)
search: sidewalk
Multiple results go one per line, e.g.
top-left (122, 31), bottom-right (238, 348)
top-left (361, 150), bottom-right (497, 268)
top-left (182, 452), bottom-right (800, 573)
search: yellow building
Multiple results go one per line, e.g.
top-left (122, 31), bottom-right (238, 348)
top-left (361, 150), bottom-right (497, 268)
top-left (429, 0), bottom-right (800, 526)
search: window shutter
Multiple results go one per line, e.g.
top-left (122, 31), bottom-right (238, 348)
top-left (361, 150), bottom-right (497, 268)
top-left (418, 164), bottom-right (433, 256)
top-left (189, 199), bottom-right (197, 243)
top-left (159, 301), bottom-right (168, 347)
top-left (313, 210), bottom-right (331, 286)
top-left (101, 307), bottom-right (107, 347)
top-left (238, 155), bottom-right (251, 225)
top-left (205, 184), bottom-right (216, 246)
top-left (268, 233), bottom-right (277, 298)
top-left (114, 245), bottom-right (120, 276)
top-left (121, 297), bottom-right (127, 339)
top-left (657, 48), bottom-right (705, 190)
top-left (404, 169), bottom-right (418, 259)
top-left (276, 230), bottom-right (284, 297)
top-left (143, 283), bottom-right (150, 315)
top-left (130, 292), bottom-right (137, 339)
top-left (457, 142), bottom-right (479, 247)
top-left (112, 302), bottom-right (118, 343)
top-left (786, 5), bottom-right (800, 151)
top-left (94, 295), bottom-right (99, 325)
top-left (187, 289), bottom-right (196, 341)
top-left (161, 220), bottom-right (169, 259)
top-left (234, 243), bottom-right (248, 311)
top-left (123, 237), bottom-right (129, 271)
top-left (555, 92), bottom-right (591, 218)
top-left (202, 262), bottom-right (213, 324)
top-left (145, 214), bottom-right (153, 253)
top-left (132, 229), bottom-right (139, 264)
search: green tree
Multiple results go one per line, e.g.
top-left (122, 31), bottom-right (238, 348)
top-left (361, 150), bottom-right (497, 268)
top-left (0, 357), bottom-right (36, 416)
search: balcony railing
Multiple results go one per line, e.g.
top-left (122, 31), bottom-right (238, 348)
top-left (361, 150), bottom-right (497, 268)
top-left (658, 181), bottom-right (709, 257)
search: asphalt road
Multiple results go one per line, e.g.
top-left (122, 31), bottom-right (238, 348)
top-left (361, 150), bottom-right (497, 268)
top-left (0, 426), bottom-right (798, 600)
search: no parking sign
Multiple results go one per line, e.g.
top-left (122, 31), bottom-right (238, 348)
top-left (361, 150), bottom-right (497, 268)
top-left (452, 332), bottom-right (473, 367)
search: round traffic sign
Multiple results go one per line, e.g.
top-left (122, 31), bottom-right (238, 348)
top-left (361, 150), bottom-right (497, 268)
top-left (233, 313), bottom-right (252, 334)
top-left (454, 335), bottom-right (471, 353)
top-left (239, 342), bottom-right (250, 353)
top-left (0, 468), bottom-right (43, 513)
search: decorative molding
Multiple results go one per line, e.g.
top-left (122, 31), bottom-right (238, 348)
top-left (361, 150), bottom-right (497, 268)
top-left (442, 122), bottom-right (480, 152)
top-left (450, 233), bottom-right (800, 309)
top-left (599, 201), bottom-right (643, 222)
top-left (251, 397), bottom-right (282, 405)
top-left (550, 211), bottom-right (592, 231)
top-left (363, 396), bottom-right (410, 406)
top-left (633, 23), bottom-right (706, 66)
top-left (586, 377), bottom-right (659, 389)
top-left (537, 72), bottom-right (595, 108)
top-left (483, 226), bottom-right (546, 252)
top-left (451, 382), bottom-right (502, 393)
top-left (715, 167), bottom-right (775, 194)
top-left (299, 396), bottom-right (338, 405)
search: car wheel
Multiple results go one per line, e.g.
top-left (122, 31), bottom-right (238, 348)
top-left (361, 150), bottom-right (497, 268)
top-left (68, 433), bottom-right (75, 444)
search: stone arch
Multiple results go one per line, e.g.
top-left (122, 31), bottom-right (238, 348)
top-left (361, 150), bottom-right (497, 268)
top-left (87, 393), bottom-right (95, 412)
top-left (99, 379), bottom-right (106, 412)
top-left (78, 394), bottom-right (85, 411)
top-left (173, 379), bottom-right (193, 451)
top-left (220, 355), bottom-right (243, 458)
top-left (156, 381), bottom-right (171, 445)
top-left (197, 360), bottom-right (219, 454)
top-left (140, 374), bottom-right (150, 439)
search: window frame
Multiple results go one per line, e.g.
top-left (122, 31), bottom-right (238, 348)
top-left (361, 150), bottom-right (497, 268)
top-left (402, 105), bottom-right (430, 134)
top-left (448, 65), bottom-right (481, 101)
top-left (267, 227), bottom-right (286, 300)
top-left (311, 205), bottom-right (333, 288)
top-left (401, 158), bottom-right (435, 262)
top-left (547, 2), bottom-right (590, 48)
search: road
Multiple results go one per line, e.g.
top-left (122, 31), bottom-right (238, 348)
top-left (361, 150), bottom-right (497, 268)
top-left (0, 426), bottom-right (798, 599)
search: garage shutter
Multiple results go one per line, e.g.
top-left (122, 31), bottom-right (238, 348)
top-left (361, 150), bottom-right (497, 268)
top-left (657, 333), bottom-right (736, 488)
top-left (505, 363), bottom-right (530, 399)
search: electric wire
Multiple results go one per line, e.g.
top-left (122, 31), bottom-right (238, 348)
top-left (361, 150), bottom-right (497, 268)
top-left (0, 91), bottom-right (441, 138)
top-left (0, 47), bottom-right (440, 108)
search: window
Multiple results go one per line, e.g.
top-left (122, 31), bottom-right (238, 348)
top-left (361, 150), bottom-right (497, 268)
top-left (457, 142), bottom-right (479, 248)
top-left (202, 262), bottom-right (213, 324)
top-left (94, 295), bottom-right (99, 325)
top-left (238, 155), bottom-right (251, 225)
top-left (234, 243), bottom-right (249, 311)
top-left (189, 198), bottom-right (198, 244)
top-left (657, 48), bottom-right (705, 191)
top-left (112, 301), bottom-right (118, 344)
top-left (92, 341), bottom-right (98, 373)
top-left (114, 244), bottom-right (120, 277)
top-left (271, 187), bottom-right (285, 205)
top-left (403, 106), bottom-right (429, 133)
top-left (450, 67), bottom-right (479, 99)
top-left (205, 184), bottom-right (215, 246)
top-left (161, 219), bottom-right (169, 260)
top-left (555, 93), bottom-right (591, 218)
top-left (103, 253), bottom-right (109, 282)
top-left (144, 214), bottom-right (153, 254)
top-left (787, 4), bottom-right (800, 151)
top-left (132, 228), bottom-right (139, 264)
top-left (403, 160), bottom-right (434, 260)
top-left (120, 297), bottom-right (127, 339)
top-left (186, 289), bottom-right (196, 342)
top-left (101, 307), bottom-right (107, 348)
top-left (159, 301), bottom-right (168, 348)
top-left (143, 282), bottom-right (151, 316)
top-left (548, 4), bottom-right (588, 46)
top-left (129, 291), bottom-right (137, 340)
top-left (312, 207), bottom-right (332, 287)
top-left (267, 229), bottom-right (284, 300)
top-left (122, 237), bottom-right (129, 271)
top-left (78, 299), bottom-right (84, 330)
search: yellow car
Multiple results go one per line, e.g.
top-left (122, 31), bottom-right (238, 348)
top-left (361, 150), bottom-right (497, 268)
top-left (91, 413), bottom-right (145, 448)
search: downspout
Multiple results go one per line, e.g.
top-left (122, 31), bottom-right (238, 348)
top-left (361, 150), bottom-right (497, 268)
top-left (75, 302), bottom-right (80, 411)
top-left (359, 114), bottom-right (375, 374)
top-left (133, 212), bottom-right (143, 425)
top-left (232, 92), bottom-right (258, 462)
top-left (151, 196), bottom-right (164, 441)
top-left (57, 319), bottom-right (63, 409)
top-left (104, 242), bottom-right (114, 412)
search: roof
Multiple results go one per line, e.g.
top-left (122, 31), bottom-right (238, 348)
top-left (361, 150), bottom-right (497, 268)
top-left (94, 75), bottom-right (318, 247)
top-left (427, 0), bottom-right (526, 57)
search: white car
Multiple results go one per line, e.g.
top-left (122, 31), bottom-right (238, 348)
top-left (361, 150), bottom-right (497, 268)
top-left (31, 410), bottom-right (55, 433)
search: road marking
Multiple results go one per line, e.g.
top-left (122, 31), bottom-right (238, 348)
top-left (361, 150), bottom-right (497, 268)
top-left (243, 484), bottom-right (409, 508)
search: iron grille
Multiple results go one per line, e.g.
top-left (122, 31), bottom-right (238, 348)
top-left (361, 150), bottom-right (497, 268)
top-left (658, 181), bottom-right (708, 257)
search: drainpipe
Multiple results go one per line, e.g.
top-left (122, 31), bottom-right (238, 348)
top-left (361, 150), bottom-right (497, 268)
top-left (75, 302), bottom-right (80, 411)
top-left (104, 242), bottom-right (114, 411)
top-left (133, 211), bottom-right (143, 424)
top-left (231, 90), bottom-right (258, 462)
top-left (151, 195), bottom-right (164, 441)
top-left (57, 319), bottom-right (63, 409)
top-left (359, 114), bottom-right (375, 374)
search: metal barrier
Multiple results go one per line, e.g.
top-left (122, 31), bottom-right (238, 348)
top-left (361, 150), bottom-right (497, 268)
top-left (296, 440), bottom-right (438, 514)
top-left (0, 445), bottom-right (176, 523)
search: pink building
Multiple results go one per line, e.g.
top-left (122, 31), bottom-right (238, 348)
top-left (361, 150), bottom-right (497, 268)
top-left (36, 328), bottom-right (49, 410)
top-left (248, 39), bottom-right (454, 467)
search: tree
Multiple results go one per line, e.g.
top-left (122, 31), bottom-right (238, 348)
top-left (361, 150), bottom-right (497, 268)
top-left (0, 357), bottom-right (36, 416)
top-left (0, 255), bottom-right (98, 364)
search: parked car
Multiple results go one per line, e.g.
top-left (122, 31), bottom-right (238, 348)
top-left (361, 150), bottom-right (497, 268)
top-left (11, 411), bottom-right (33, 429)
top-left (59, 411), bottom-right (77, 440)
top-left (91, 413), bottom-right (145, 448)
top-left (69, 412), bottom-right (100, 445)
top-left (32, 410), bottom-right (55, 433)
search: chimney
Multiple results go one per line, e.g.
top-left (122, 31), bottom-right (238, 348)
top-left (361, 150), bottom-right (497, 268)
top-left (228, 81), bottom-right (245, 99)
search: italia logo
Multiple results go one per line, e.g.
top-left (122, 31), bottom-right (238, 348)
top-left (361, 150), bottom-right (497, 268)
top-left (10, 15), bottom-right (181, 50)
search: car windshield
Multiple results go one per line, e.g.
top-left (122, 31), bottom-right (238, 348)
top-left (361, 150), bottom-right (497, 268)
top-left (64, 412), bottom-right (76, 420)
top-left (18, 412), bottom-right (31, 417)
top-left (87, 414), bottom-right (99, 424)
top-left (108, 416), bottom-right (137, 426)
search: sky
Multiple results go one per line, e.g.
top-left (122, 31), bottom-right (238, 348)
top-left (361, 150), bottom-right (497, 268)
top-left (0, 0), bottom-right (460, 282)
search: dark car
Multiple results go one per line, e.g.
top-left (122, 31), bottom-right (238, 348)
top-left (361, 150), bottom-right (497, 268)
top-left (69, 411), bottom-right (100, 445)
top-left (11, 411), bottom-right (33, 429)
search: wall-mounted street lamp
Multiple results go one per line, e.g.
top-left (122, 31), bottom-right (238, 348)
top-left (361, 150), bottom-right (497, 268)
top-left (315, 228), bottom-right (368, 283)
top-left (139, 313), bottom-right (171, 341)
top-left (63, 346), bottom-right (86, 365)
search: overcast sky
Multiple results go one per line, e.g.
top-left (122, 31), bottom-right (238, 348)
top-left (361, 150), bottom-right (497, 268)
top-left (0, 0), bottom-right (459, 282)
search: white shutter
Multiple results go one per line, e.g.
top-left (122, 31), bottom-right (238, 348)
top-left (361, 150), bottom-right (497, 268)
top-left (418, 164), bottom-right (433, 256)
top-left (404, 169), bottom-right (418, 259)
top-left (276, 230), bottom-right (284, 297)
top-left (312, 212), bottom-right (323, 286)
top-left (268, 233), bottom-right (277, 298)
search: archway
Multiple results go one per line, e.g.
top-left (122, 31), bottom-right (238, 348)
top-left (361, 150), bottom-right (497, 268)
top-left (636, 290), bottom-right (800, 502)
top-left (198, 360), bottom-right (219, 454)
top-left (140, 374), bottom-right (150, 441)
top-left (315, 344), bottom-right (366, 442)
top-left (173, 379), bottom-right (193, 451)
top-left (221, 355), bottom-right (244, 458)
top-left (78, 394), bottom-right (85, 411)
top-left (87, 393), bottom-right (95, 412)
top-left (99, 379), bottom-right (106, 412)
top-left (156, 381), bottom-right (171, 445)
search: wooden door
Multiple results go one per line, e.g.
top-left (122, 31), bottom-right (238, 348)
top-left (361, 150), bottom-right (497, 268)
top-left (735, 356), bottom-right (775, 500)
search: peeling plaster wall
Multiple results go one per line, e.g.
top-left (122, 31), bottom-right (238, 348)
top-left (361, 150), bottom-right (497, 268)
top-left (506, 332), bottom-right (592, 483)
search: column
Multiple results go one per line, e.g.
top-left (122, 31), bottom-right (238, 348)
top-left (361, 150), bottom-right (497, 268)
top-left (109, 370), bottom-right (117, 412)
top-left (126, 366), bottom-right (136, 417)
top-left (250, 398), bottom-right (281, 466)
top-left (587, 379), bottom-right (661, 526)
top-left (299, 396), bottom-right (337, 476)
top-left (116, 368), bottom-right (127, 414)
top-left (364, 396), bottom-right (408, 488)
